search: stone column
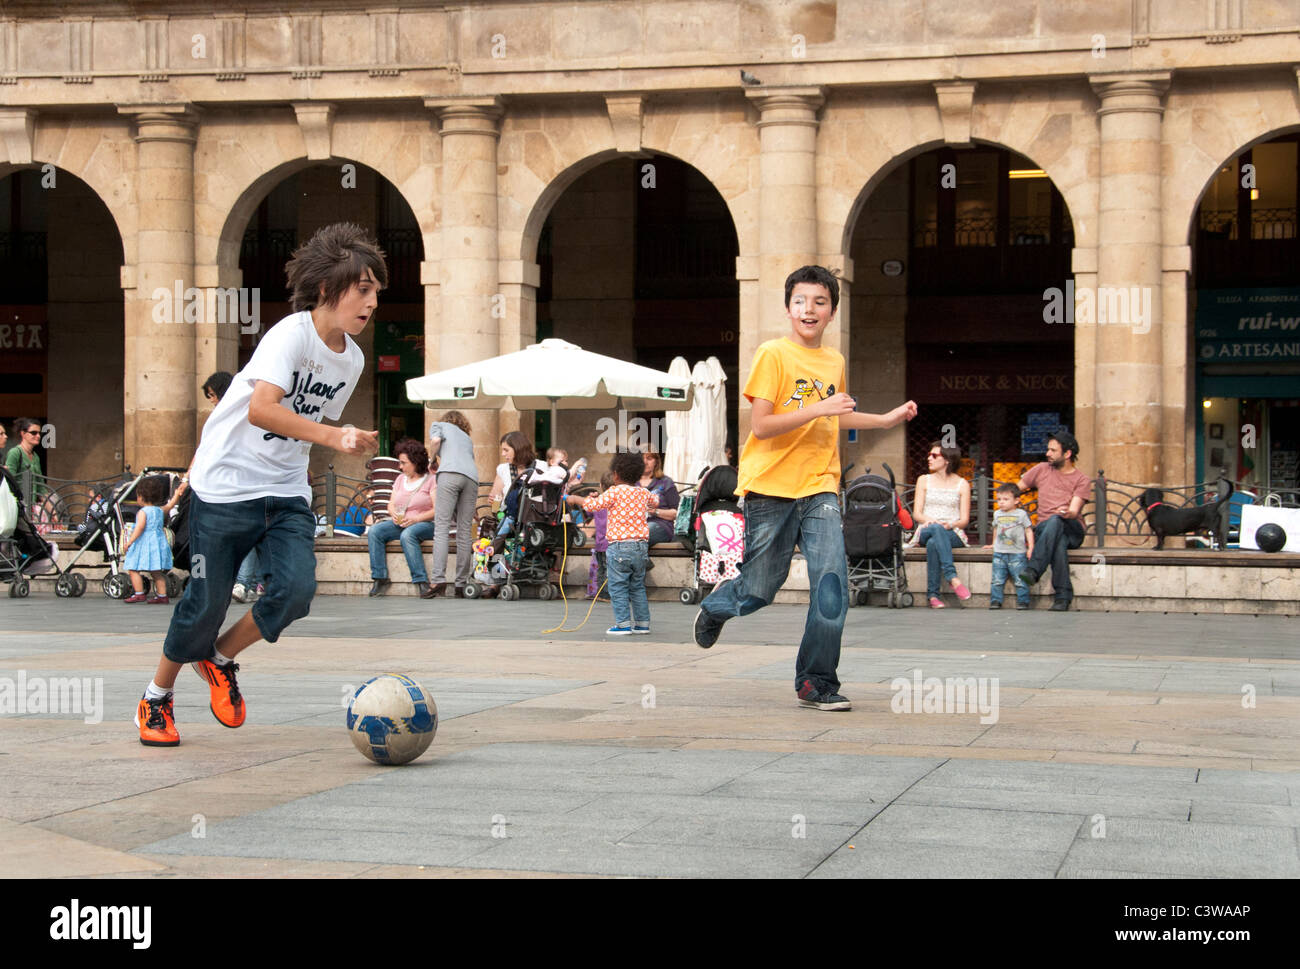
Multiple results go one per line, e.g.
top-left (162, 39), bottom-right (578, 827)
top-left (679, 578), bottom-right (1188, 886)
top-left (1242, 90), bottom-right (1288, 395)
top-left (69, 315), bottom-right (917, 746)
top-left (745, 87), bottom-right (826, 347)
top-left (1161, 244), bottom-right (1193, 483)
top-left (118, 104), bottom-right (199, 471)
top-left (426, 96), bottom-right (503, 480)
top-left (1089, 73), bottom-right (1170, 485)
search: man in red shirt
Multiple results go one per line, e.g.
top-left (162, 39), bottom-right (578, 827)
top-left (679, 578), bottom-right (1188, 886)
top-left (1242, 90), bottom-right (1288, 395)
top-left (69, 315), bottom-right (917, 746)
top-left (1016, 431), bottom-right (1093, 611)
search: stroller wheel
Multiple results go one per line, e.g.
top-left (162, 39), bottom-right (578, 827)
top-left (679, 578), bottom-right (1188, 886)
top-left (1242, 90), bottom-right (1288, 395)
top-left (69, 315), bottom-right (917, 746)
top-left (901, 592), bottom-right (915, 608)
top-left (12, 579), bottom-right (30, 598)
top-left (72, 572), bottom-right (87, 597)
top-left (499, 584), bottom-right (517, 601)
top-left (537, 582), bottom-right (553, 601)
top-left (570, 528), bottom-right (586, 549)
top-left (103, 572), bottom-right (131, 600)
top-left (165, 572), bottom-right (182, 599)
top-left (56, 573), bottom-right (77, 598)
top-left (463, 581), bottom-right (482, 599)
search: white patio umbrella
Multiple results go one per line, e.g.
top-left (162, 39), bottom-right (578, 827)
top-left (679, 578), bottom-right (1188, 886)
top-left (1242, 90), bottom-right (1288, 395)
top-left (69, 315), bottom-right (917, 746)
top-left (663, 356), bottom-right (693, 482)
top-left (405, 338), bottom-right (694, 433)
top-left (704, 355), bottom-right (729, 468)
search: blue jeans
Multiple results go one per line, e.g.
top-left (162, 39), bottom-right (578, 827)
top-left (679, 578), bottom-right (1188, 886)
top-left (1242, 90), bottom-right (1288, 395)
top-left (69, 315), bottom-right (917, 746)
top-left (918, 523), bottom-right (965, 599)
top-left (236, 548), bottom-right (259, 587)
top-left (163, 494), bottom-right (317, 663)
top-left (367, 519), bottom-right (434, 585)
top-left (990, 552), bottom-right (1030, 606)
top-left (606, 540), bottom-right (650, 627)
top-left (1027, 515), bottom-right (1085, 602)
top-left (700, 493), bottom-right (847, 696)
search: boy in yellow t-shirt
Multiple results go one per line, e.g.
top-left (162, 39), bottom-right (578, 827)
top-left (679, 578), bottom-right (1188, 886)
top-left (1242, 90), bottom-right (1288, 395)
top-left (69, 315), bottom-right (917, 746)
top-left (693, 266), bottom-right (917, 711)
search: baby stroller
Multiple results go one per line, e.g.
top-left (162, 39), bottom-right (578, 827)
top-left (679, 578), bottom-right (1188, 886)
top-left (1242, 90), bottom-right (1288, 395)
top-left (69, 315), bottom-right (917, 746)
top-left (842, 465), bottom-right (913, 608)
top-left (677, 464), bottom-right (745, 605)
top-left (58, 467), bottom-right (185, 599)
top-left (466, 462), bottom-right (578, 601)
top-left (0, 467), bottom-right (72, 598)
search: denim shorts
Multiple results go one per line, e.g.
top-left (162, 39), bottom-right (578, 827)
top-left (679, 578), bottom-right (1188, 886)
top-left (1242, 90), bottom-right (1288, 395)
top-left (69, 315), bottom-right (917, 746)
top-left (162, 493), bottom-right (317, 663)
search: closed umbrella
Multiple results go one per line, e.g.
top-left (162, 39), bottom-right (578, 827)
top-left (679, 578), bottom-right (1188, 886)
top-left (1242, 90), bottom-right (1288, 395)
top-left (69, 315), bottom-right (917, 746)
top-left (704, 355), bottom-right (729, 470)
top-left (663, 356), bottom-right (693, 482)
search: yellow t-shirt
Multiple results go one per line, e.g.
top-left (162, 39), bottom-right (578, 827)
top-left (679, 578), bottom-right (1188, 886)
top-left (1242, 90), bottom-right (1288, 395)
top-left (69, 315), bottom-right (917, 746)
top-left (736, 337), bottom-right (846, 499)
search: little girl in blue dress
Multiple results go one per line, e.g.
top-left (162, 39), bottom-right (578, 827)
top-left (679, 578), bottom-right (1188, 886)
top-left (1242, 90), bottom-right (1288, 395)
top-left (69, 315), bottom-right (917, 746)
top-left (122, 475), bottom-right (175, 604)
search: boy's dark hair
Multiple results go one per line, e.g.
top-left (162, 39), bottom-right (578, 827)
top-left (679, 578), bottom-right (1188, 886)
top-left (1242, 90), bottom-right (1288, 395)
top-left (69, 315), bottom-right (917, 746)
top-left (1049, 430), bottom-right (1079, 463)
top-left (393, 437), bottom-right (430, 476)
top-left (286, 222), bottom-right (389, 313)
top-left (610, 451), bottom-right (645, 485)
top-left (501, 430), bottom-right (535, 469)
top-left (202, 371), bottom-right (234, 402)
top-left (784, 265), bottom-right (840, 313)
top-left (996, 482), bottom-right (1021, 498)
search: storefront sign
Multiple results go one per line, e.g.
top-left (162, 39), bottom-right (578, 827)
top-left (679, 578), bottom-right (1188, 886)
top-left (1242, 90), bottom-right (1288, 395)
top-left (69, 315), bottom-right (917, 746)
top-left (1196, 288), bottom-right (1300, 362)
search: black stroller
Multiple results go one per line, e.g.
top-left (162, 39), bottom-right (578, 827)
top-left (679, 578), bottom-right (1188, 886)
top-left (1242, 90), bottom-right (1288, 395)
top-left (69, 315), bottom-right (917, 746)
top-left (677, 464), bottom-right (744, 605)
top-left (0, 467), bottom-right (75, 598)
top-left (842, 465), bottom-right (913, 608)
top-left (59, 467), bottom-right (186, 599)
top-left (467, 463), bottom-right (579, 601)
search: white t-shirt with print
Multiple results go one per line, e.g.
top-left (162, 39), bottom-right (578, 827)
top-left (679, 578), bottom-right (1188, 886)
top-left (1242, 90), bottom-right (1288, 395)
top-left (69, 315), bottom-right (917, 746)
top-left (191, 311), bottom-right (363, 503)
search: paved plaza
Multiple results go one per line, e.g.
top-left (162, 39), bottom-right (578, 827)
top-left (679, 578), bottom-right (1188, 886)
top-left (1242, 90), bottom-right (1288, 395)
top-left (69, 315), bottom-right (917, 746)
top-left (1, 591), bottom-right (1297, 879)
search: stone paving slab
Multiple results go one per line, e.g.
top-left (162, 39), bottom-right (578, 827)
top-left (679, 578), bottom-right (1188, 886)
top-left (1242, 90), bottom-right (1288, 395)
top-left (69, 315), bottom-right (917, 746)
top-left (3, 599), bottom-right (1297, 878)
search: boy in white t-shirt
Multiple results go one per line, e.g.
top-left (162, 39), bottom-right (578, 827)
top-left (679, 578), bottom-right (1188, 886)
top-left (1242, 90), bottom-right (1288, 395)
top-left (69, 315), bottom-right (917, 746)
top-left (136, 223), bottom-right (386, 747)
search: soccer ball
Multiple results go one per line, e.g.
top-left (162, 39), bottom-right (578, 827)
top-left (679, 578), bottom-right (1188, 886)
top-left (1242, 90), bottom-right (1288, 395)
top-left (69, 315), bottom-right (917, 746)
top-left (346, 674), bottom-right (438, 765)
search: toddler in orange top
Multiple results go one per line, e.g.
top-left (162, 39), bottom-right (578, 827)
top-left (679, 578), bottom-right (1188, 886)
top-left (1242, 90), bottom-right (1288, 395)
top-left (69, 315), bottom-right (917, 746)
top-left (567, 451), bottom-right (657, 635)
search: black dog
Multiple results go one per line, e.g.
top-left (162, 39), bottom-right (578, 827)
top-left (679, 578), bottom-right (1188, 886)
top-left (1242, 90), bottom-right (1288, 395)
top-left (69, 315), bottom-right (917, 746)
top-left (1138, 478), bottom-right (1234, 550)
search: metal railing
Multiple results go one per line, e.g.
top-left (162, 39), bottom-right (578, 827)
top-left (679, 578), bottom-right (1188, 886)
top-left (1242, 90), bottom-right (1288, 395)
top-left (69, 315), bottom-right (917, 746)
top-left (890, 469), bottom-right (1274, 550)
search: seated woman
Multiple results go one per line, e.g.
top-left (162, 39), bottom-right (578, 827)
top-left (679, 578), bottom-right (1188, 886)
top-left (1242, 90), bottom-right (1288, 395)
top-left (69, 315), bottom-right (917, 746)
top-left (911, 442), bottom-right (972, 608)
top-left (639, 451), bottom-right (679, 547)
top-left (366, 438), bottom-right (438, 599)
top-left (488, 430), bottom-right (536, 548)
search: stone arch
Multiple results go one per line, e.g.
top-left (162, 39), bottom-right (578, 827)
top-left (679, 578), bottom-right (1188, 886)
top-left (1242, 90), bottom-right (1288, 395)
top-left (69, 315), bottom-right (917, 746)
top-left (501, 96), bottom-right (757, 265)
top-left (826, 84), bottom-right (1097, 261)
top-left (1161, 73), bottom-right (1300, 248)
top-left (195, 108), bottom-right (434, 276)
top-left (1, 115), bottom-right (137, 265)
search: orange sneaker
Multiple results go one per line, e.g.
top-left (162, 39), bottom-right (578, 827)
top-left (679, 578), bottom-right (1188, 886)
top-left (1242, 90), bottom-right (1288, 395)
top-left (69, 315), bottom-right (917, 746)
top-left (192, 658), bottom-right (245, 728)
top-left (135, 694), bottom-right (180, 747)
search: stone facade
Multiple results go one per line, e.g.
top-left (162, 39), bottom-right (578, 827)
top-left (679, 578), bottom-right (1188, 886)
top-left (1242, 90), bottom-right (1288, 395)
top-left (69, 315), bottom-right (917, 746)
top-left (0, 0), bottom-right (1297, 488)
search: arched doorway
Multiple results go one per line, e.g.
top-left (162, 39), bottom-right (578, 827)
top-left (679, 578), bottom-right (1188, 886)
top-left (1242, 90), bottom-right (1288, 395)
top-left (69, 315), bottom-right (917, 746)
top-left (534, 153), bottom-right (740, 470)
top-left (847, 143), bottom-right (1075, 488)
top-left (1191, 131), bottom-right (1300, 496)
top-left (232, 162), bottom-right (423, 471)
top-left (0, 167), bottom-right (125, 480)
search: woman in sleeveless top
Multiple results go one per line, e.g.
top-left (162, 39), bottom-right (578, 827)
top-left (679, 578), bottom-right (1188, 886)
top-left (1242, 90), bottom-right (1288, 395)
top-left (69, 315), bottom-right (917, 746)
top-left (911, 441), bottom-right (972, 608)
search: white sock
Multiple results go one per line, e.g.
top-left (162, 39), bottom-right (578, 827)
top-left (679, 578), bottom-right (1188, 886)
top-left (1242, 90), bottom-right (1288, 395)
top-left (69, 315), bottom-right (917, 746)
top-left (211, 650), bottom-right (233, 667)
top-left (145, 681), bottom-right (172, 701)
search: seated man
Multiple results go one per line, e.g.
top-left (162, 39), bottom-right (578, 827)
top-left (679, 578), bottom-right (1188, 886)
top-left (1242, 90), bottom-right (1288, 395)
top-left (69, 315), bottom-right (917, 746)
top-left (1016, 430), bottom-right (1093, 612)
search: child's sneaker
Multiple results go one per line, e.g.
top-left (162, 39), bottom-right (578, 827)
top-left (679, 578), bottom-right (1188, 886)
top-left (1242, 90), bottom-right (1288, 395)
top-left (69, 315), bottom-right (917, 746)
top-left (606, 625), bottom-right (634, 636)
top-left (135, 694), bottom-right (179, 747)
top-left (192, 658), bottom-right (245, 727)
top-left (124, 592), bottom-right (148, 604)
top-left (797, 679), bottom-right (852, 711)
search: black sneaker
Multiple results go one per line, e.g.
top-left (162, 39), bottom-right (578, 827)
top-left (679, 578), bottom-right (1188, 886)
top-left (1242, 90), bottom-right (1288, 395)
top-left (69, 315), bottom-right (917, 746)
top-left (693, 608), bottom-right (726, 649)
top-left (368, 578), bottom-right (391, 597)
top-left (1016, 601), bottom-right (1030, 610)
top-left (1050, 599), bottom-right (1071, 612)
top-left (989, 601), bottom-right (1002, 610)
top-left (797, 679), bottom-right (851, 711)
